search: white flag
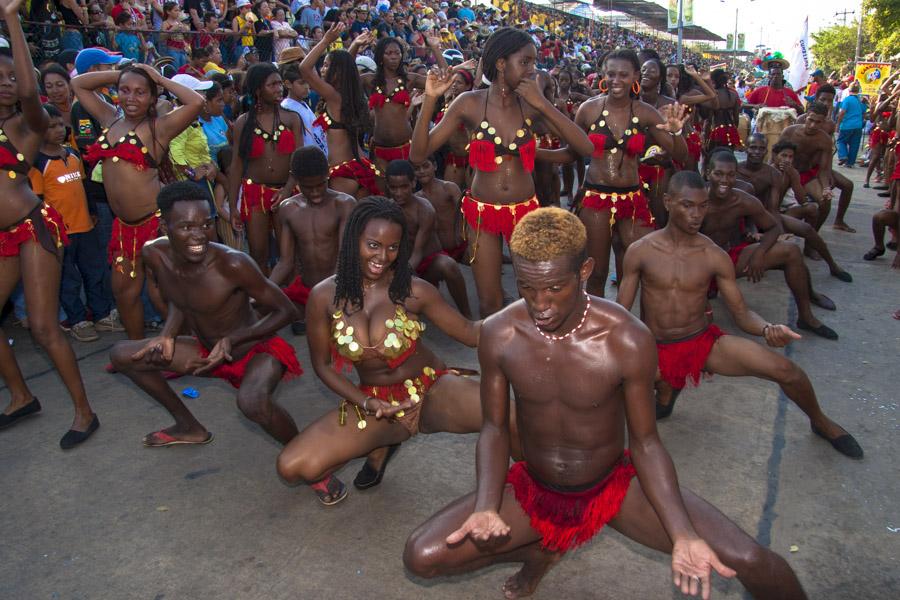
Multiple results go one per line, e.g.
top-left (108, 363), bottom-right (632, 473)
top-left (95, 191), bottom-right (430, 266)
top-left (786, 17), bottom-right (810, 93)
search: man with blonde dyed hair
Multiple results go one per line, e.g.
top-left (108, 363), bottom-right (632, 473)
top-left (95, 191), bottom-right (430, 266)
top-left (403, 208), bottom-right (806, 599)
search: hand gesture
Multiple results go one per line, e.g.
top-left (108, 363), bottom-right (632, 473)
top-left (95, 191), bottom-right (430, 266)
top-left (131, 336), bottom-right (176, 365)
top-left (657, 102), bottom-right (689, 134)
top-left (452, 59), bottom-right (477, 73)
top-left (685, 64), bottom-right (699, 78)
top-left (822, 187), bottom-right (834, 201)
top-left (671, 537), bottom-right (736, 600)
top-left (323, 21), bottom-right (345, 44)
top-left (192, 336), bottom-right (233, 375)
top-left (0, 0), bottom-right (24, 19)
top-left (231, 212), bottom-right (243, 232)
top-left (366, 395), bottom-right (415, 420)
top-left (410, 89), bottom-right (425, 108)
top-left (425, 67), bottom-right (454, 99)
top-left (424, 33), bottom-right (442, 48)
top-left (763, 323), bottom-right (801, 347)
top-left (131, 62), bottom-right (162, 83)
top-left (446, 511), bottom-right (511, 544)
top-left (514, 77), bottom-right (548, 109)
top-left (743, 250), bottom-right (766, 283)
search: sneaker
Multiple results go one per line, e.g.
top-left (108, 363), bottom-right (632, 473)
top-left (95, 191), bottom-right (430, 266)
top-left (95, 309), bottom-right (125, 332)
top-left (70, 321), bottom-right (100, 342)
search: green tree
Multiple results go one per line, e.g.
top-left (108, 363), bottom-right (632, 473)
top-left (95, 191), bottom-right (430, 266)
top-left (864, 0), bottom-right (900, 56)
top-left (811, 23), bottom-right (870, 74)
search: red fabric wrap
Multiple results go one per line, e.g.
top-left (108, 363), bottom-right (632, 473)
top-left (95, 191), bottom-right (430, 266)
top-left (329, 158), bottom-right (381, 195)
top-left (869, 127), bottom-right (890, 147)
top-left (199, 335), bottom-right (302, 389)
top-left (656, 325), bottom-right (725, 390)
top-left (638, 163), bottom-right (664, 184)
top-left (0, 146), bottom-right (22, 169)
top-left (588, 133), bottom-right (607, 158)
top-left (240, 180), bottom-right (280, 222)
top-left (581, 188), bottom-right (655, 229)
top-left (444, 240), bottom-right (468, 262)
top-left (283, 275), bottom-right (310, 305)
top-left (708, 125), bottom-right (742, 148)
top-left (84, 140), bottom-right (152, 170)
top-left (416, 249), bottom-right (448, 276)
top-left (0, 203), bottom-right (69, 257)
top-left (108, 213), bottom-right (160, 269)
top-left (625, 132), bottom-right (645, 156)
top-left (507, 453), bottom-right (636, 553)
top-left (461, 192), bottom-right (539, 242)
top-left (444, 152), bottom-right (468, 168)
top-left (798, 165), bottom-right (819, 187)
top-left (373, 142), bottom-right (411, 162)
top-left (727, 241), bottom-right (751, 266)
top-left (368, 92), bottom-right (386, 110)
top-left (686, 130), bottom-right (702, 162)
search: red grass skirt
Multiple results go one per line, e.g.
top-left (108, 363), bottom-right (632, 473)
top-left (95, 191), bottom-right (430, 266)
top-left (461, 192), bottom-right (539, 242)
top-left (638, 163), bottom-right (664, 185)
top-left (330, 158), bottom-right (381, 195)
top-left (507, 452), bottom-right (636, 553)
top-left (373, 141), bottom-right (411, 162)
top-left (444, 240), bottom-right (468, 262)
top-left (283, 275), bottom-right (310, 305)
top-left (0, 203), bottom-right (68, 257)
top-left (686, 130), bottom-right (703, 162)
top-left (581, 185), bottom-right (655, 229)
top-left (798, 165), bottom-right (819, 187)
top-left (108, 211), bottom-right (160, 276)
top-left (199, 335), bottom-right (302, 389)
top-left (240, 180), bottom-right (280, 222)
top-left (656, 325), bottom-right (725, 390)
top-left (444, 152), bottom-right (468, 168)
top-left (870, 127), bottom-right (890, 148)
top-left (707, 124), bottom-right (742, 148)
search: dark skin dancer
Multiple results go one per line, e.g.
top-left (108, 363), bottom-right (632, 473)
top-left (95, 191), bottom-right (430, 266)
top-left (413, 156), bottom-right (465, 257)
top-left (666, 64), bottom-right (717, 173)
top-left (0, 0), bottom-right (98, 447)
top-left (71, 64), bottom-right (204, 339)
top-left (738, 134), bottom-right (851, 281)
top-left (276, 199), bottom-right (505, 504)
top-left (639, 58), bottom-right (676, 225)
top-left (553, 68), bottom-right (589, 200)
top-left (270, 147), bottom-right (356, 327)
top-left (531, 69), bottom-right (561, 207)
top-left (404, 207), bottom-right (807, 600)
top-left (777, 106), bottom-right (834, 231)
top-left (702, 152), bottom-right (838, 340)
top-left (110, 186), bottom-right (301, 447)
top-left (436, 70), bottom-right (476, 192)
top-left (385, 161), bottom-right (472, 318)
top-left (411, 28), bottom-right (593, 316)
top-left (617, 174), bottom-right (861, 458)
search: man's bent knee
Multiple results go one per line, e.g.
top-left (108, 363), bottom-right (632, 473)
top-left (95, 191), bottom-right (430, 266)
top-left (236, 390), bottom-right (271, 424)
top-left (403, 531), bottom-right (446, 579)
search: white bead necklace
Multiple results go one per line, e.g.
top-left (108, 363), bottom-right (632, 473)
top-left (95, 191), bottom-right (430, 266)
top-left (535, 292), bottom-right (591, 342)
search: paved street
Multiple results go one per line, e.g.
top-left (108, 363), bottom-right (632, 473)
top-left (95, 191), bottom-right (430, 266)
top-left (1, 161), bottom-right (898, 599)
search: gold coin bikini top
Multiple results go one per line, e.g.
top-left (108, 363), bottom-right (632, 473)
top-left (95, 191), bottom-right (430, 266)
top-left (330, 305), bottom-right (425, 371)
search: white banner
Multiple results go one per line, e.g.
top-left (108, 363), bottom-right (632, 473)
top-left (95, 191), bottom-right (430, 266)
top-left (786, 17), bottom-right (810, 93)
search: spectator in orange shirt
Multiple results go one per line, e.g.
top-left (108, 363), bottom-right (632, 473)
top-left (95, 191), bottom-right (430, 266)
top-left (29, 105), bottom-right (122, 342)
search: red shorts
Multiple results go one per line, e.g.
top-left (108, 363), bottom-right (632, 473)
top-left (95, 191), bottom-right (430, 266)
top-left (0, 203), bottom-right (68, 257)
top-left (580, 184), bottom-right (655, 229)
top-left (507, 452), bottom-right (636, 553)
top-left (240, 180), bottom-right (280, 222)
top-left (415, 249), bottom-right (447, 276)
top-left (798, 166), bottom-right (819, 187)
top-left (444, 240), bottom-right (468, 262)
top-left (198, 335), bottom-right (302, 389)
top-left (329, 158), bottom-right (381, 196)
top-left (372, 141), bottom-right (411, 162)
top-left (727, 241), bottom-right (751, 266)
top-left (461, 192), bottom-right (539, 243)
top-left (444, 152), bottom-right (468, 169)
top-left (109, 211), bottom-right (161, 276)
top-left (656, 325), bottom-right (726, 390)
top-left (283, 275), bottom-right (310, 305)
top-left (707, 124), bottom-right (742, 148)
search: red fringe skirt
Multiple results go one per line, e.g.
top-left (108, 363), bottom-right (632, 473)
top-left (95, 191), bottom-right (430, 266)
top-left (444, 152), bottom-right (468, 169)
top-left (507, 452), bottom-right (636, 553)
top-left (0, 203), bottom-right (68, 257)
top-left (656, 325), bottom-right (725, 390)
top-left (240, 180), bottom-right (280, 222)
top-left (108, 211), bottom-right (161, 276)
top-left (373, 141), bottom-right (411, 162)
top-left (686, 130), bottom-right (703, 162)
top-left (199, 335), bottom-right (302, 389)
top-left (461, 192), bottom-right (539, 243)
top-left (283, 275), bottom-right (310, 305)
top-left (707, 124), bottom-right (742, 149)
top-left (330, 158), bottom-right (381, 195)
top-left (581, 184), bottom-right (655, 229)
top-left (869, 127), bottom-right (890, 148)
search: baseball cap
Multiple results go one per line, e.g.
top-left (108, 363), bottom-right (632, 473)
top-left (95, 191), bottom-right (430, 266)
top-left (236, 0), bottom-right (251, 7)
top-left (355, 55), bottom-right (377, 74)
top-left (811, 69), bottom-right (824, 77)
top-left (75, 47), bottom-right (122, 75)
top-left (172, 74), bottom-right (214, 91)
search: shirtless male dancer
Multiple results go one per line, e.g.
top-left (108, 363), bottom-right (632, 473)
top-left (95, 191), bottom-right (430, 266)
top-left (413, 156), bottom-right (467, 262)
top-left (403, 207), bottom-right (807, 600)
top-left (737, 134), bottom-right (851, 281)
top-left (110, 182), bottom-right (303, 447)
top-left (703, 150), bottom-right (838, 340)
top-left (270, 147), bottom-right (356, 334)
top-left (777, 103), bottom-right (834, 231)
top-left (386, 160), bottom-right (472, 318)
top-left (617, 171), bottom-right (862, 458)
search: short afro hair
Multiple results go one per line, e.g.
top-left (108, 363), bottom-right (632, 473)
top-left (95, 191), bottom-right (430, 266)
top-left (291, 146), bottom-right (329, 178)
top-left (709, 149), bottom-right (738, 168)
top-left (509, 207), bottom-right (587, 268)
top-left (808, 101), bottom-right (828, 116)
top-left (814, 83), bottom-right (836, 99)
top-left (668, 170), bottom-right (706, 196)
top-left (386, 159), bottom-right (415, 181)
top-left (157, 181), bottom-right (210, 218)
top-left (771, 140), bottom-right (797, 156)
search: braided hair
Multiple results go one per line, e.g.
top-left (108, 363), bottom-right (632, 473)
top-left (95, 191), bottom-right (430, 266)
top-left (334, 196), bottom-right (413, 312)
top-left (481, 27), bottom-right (535, 83)
top-left (320, 49), bottom-right (370, 156)
top-left (711, 69), bottom-right (729, 90)
top-left (373, 37), bottom-right (407, 91)
top-left (602, 49), bottom-right (642, 98)
top-left (237, 62), bottom-right (283, 172)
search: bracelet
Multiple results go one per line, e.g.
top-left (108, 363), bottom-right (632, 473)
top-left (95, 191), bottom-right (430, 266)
top-left (362, 397), bottom-right (375, 414)
top-left (671, 128), bottom-right (683, 136)
top-left (762, 323), bottom-right (774, 336)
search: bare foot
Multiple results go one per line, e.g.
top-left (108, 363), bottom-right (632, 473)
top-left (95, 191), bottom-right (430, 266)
top-left (832, 222), bottom-right (857, 233)
top-left (501, 553), bottom-right (560, 599)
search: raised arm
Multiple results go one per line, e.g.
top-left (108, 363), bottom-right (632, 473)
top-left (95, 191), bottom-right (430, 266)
top-left (678, 66), bottom-right (716, 106)
top-left (409, 69), bottom-right (465, 163)
top-left (645, 102), bottom-right (690, 162)
top-left (138, 65), bottom-right (204, 144)
top-left (71, 70), bottom-right (122, 126)
top-left (298, 22), bottom-right (344, 108)
top-left (2, 0), bottom-right (47, 136)
top-left (516, 77), bottom-right (593, 158)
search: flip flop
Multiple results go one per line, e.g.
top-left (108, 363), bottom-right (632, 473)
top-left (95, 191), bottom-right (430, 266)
top-left (831, 223), bottom-right (856, 233)
top-left (143, 430), bottom-right (214, 448)
top-left (314, 475), bottom-right (348, 506)
top-left (863, 247), bottom-right (885, 261)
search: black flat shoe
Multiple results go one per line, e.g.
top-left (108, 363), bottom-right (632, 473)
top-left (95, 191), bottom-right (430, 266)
top-left (353, 443), bottom-right (400, 490)
top-left (290, 320), bottom-right (306, 336)
top-left (655, 389), bottom-right (682, 420)
top-left (863, 247), bottom-right (885, 261)
top-left (888, 241), bottom-right (898, 251)
top-left (811, 424), bottom-right (864, 459)
top-left (831, 270), bottom-right (853, 283)
top-left (877, 191), bottom-right (891, 197)
top-left (0, 398), bottom-right (42, 431)
top-left (811, 293), bottom-right (836, 311)
top-left (796, 320), bottom-right (838, 340)
top-left (59, 415), bottom-right (99, 450)
top-left (873, 185), bottom-right (889, 190)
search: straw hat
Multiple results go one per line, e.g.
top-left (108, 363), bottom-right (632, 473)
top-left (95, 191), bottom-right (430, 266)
top-left (277, 47), bottom-right (305, 65)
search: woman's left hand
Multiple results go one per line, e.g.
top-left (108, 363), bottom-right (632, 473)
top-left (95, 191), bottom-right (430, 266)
top-left (657, 102), bottom-right (689, 133)
top-left (514, 77), bottom-right (549, 110)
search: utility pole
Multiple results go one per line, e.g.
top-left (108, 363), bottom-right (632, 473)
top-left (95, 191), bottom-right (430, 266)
top-left (732, 7), bottom-right (738, 71)
top-left (677, 0), bottom-right (684, 63)
top-left (833, 9), bottom-right (854, 25)
top-left (854, 0), bottom-right (864, 61)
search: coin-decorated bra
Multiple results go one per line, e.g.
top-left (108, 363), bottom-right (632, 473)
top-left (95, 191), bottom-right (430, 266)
top-left (330, 304), bottom-right (425, 372)
top-left (587, 99), bottom-right (646, 158)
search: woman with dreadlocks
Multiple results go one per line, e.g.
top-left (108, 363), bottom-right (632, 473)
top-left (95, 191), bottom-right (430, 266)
top-left (361, 33), bottom-right (448, 182)
top-left (665, 63), bottom-right (717, 172)
top-left (411, 27), bottom-right (593, 317)
top-left (276, 197), bottom-right (491, 505)
top-left (0, 0), bottom-right (98, 448)
top-left (72, 63), bottom-right (204, 340)
top-left (639, 56), bottom-right (677, 225)
top-left (300, 23), bottom-right (377, 199)
top-left (539, 49), bottom-right (689, 296)
top-left (704, 69), bottom-right (742, 161)
top-left (226, 62), bottom-right (303, 272)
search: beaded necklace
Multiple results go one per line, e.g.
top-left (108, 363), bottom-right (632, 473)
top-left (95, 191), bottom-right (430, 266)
top-left (535, 292), bottom-right (591, 342)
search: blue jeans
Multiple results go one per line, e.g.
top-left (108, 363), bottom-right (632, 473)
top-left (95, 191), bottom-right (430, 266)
top-left (163, 47), bottom-right (188, 69)
top-left (61, 29), bottom-right (84, 51)
top-left (60, 229), bottom-right (111, 324)
top-left (836, 128), bottom-right (862, 165)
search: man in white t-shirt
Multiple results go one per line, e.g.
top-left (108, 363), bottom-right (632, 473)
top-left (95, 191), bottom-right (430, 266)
top-left (279, 55), bottom-right (328, 158)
